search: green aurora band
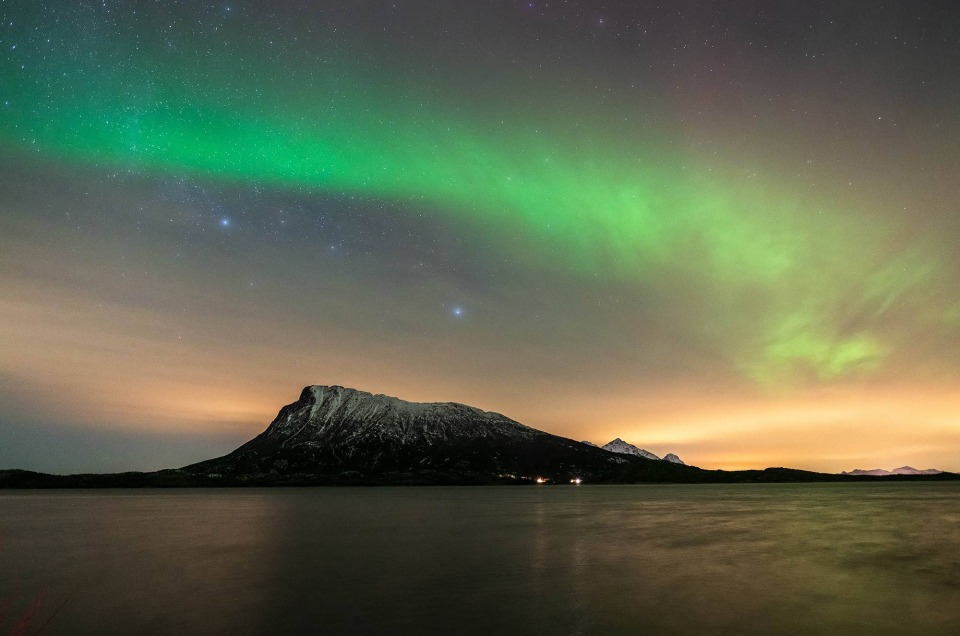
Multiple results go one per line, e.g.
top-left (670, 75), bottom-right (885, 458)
top-left (2, 7), bottom-right (956, 387)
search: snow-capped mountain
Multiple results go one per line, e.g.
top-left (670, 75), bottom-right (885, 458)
top-left (841, 466), bottom-right (942, 476)
top-left (7, 386), bottom-right (958, 486)
top-left (600, 438), bottom-right (685, 465)
top-left (602, 438), bottom-right (660, 460)
top-left (184, 386), bottom-right (690, 483)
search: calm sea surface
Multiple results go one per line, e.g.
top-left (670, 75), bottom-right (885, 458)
top-left (1, 484), bottom-right (959, 635)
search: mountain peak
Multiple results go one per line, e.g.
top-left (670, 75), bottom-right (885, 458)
top-left (296, 385), bottom-right (491, 421)
top-left (184, 385), bottom-right (668, 481)
top-left (602, 438), bottom-right (660, 461)
top-left (841, 466), bottom-right (943, 476)
top-left (302, 384), bottom-right (420, 406)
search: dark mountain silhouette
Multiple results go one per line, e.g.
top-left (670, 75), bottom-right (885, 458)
top-left (1, 386), bottom-right (957, 487)
top-left (182, 386), bottom-right (696, 484)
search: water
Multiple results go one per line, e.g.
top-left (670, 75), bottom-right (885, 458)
top-left (1, 484), bottom-right (959, 635)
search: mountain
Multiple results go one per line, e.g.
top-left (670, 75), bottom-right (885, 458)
top-left (600, 439), bottom-right (685, 465)
top-left (182, 386), bottom-right (702, 484)
top-left (2, 385), bottom-right (957, 487)
top-left (602, 438), bottom-right (660, 460)
top-left (842, 466), bottom-right (942, 476)
top-left (892, 466), bottom-right (942, 475)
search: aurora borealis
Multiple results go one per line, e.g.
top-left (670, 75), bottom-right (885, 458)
top-left (2, 1), bottom-right (960, 473)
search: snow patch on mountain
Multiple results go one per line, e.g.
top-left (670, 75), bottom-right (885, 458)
top-left (251, 385), bottom-right (541, 450)
top-left (602, 438), bottom-right (660, 460)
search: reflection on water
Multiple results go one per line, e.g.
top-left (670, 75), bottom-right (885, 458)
top-left (1, 484), bottom-right (959, 635)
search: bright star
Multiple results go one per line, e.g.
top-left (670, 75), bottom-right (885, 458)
top-left (452, 306), bottom-right (464, 317)
top-left (220, 218), bottom-right (231, 227)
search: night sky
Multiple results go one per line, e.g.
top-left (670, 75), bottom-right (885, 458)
top-left (3, 1), bottom-right (960, 474)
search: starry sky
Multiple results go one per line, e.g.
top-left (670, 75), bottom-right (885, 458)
top-left (2, 1), bottom-right (960, 474)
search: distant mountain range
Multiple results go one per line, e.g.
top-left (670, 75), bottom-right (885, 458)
top-left (582, 438), bottom-right (685, 464)
top-left (841, 467), bottom-right (942, 476)
top-left (0, 385), bottom-right (956, 487)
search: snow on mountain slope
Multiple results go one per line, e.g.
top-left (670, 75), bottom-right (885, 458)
top-left (244, 385), bottom-right (540, 450)
top-left (184, 385), bottom-right (657, 479)
top-left (602, 438), bottom-right (660, 461)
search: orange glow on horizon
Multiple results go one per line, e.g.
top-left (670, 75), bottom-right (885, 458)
top-left (3, 279), bottom-right (959, 474)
